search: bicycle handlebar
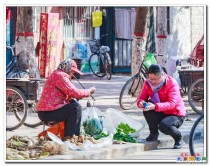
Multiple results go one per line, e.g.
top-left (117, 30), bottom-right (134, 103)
top-left (6, 45), bottom-right (15, 56)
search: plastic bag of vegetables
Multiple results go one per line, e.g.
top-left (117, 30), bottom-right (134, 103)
top-left (82, 107), bottom-right (104, 137)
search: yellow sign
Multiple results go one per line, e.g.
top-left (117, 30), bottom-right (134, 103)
top-left (92, 11), bottom-right (102, 27)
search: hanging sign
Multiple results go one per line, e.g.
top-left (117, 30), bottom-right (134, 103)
top-left (92, 11), bottom-right (102, 27)
top-left (39, 13), bottom-right (59, 78)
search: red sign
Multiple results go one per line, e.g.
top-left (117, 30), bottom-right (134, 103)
top-left (39, 13), bottom-right (59, 78)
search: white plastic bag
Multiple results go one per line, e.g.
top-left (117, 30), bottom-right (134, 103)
top-left (80, 134), bottom-right (113, 151)
top-left (104, 108), bottom-right (145, 134)
top-left (82, 107), bottom-right (105, 137)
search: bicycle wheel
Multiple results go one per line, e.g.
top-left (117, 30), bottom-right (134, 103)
top-left (189, 114), bottom-right (205, 157)
top-left (188, 78), bottom-right (204, 114)
top-left (22, 101), bottom-right (42, 128)
top-left (104, 53), bottom-right (112, 80)
top-left (119, 74), bottom-right (144, 110)
top-left (89, 53), bottom-right (106, 78)
top-left (6, 86), bottom-right (28, 131)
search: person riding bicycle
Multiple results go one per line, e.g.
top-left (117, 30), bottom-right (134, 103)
top-left (137, 64), bottom-right (186, 149)
top-left (37, 58), bottom-right (96, 141)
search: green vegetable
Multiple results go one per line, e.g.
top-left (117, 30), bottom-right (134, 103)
top-left (93, 132), bottom-right (109, 140)
top-left (113, 123), bottom-right (137, 143)
top-left (83, 117), bottom-right (103, 136)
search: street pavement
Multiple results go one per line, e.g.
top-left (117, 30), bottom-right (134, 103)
top-left (5, 74), bottom-right (206, 163)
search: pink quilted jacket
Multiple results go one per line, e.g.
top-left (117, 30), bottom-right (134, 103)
top-left (37, 70), bottom-right (90, 111)
top-left (137, 75), bottom-right (186, 117)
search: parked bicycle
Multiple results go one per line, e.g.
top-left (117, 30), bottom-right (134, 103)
top-left (6, 85), bottom-right (28, 131)
top-left (6, 45), bottom-right (30, 78)
top-left (189, 114), bottom-right (205, 157)
top-left (188, 78), bottom-right (204, 114)
top-left (88, 34), bottom-right (112, 80)
top-left (6, 78), bottom-right (45, 131)
top-left (119, 46), bottom-right (159, 110)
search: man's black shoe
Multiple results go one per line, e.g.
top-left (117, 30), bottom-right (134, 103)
top-left (146, 134), bottom-right (159, 141)
top-left (174, 141), bottom-right (182, 149)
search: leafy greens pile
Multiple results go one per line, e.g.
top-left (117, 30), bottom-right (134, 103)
top-left (113, 123), bottom-right (137, 143)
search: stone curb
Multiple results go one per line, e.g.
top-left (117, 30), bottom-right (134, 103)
top-left (41, 136), bottom-right (185, 160)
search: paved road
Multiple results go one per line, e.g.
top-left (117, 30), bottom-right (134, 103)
top-left (5, 74), bottom-right (205, 163)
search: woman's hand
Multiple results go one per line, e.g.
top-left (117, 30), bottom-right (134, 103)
top-left (89, 86), bottom-right (96, 95)
top-left (142, 102), bottom-right (155, 111)
top-left (138, 100), bottom-right (145, 108)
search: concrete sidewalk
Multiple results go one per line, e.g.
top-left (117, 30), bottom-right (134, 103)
top-left (6, 74), bottom-right (203, 162)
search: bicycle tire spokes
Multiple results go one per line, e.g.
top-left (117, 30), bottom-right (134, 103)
top-left (89, 53), bottom-right (106, 78)
top-left (188, 78), bottom-right (204, 114)
top-left (103, 53), bottom-right (112, 80)
top-left (120, 75), bottom-right (144, 110)
top-left (23, 101), bottom-right (42, 128)
top-left (189, 115), bottom-right (205, 157)
top-left (6, 87), bottom-right (28, 131)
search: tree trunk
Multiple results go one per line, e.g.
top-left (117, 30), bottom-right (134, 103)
top-left (132, 7), bottom-right (148, 76)
top-left (156, 7), bottom-right (167, 56)
top-left (16, 7), bottom-right (40, 78)
top-left (131, 7), bottom-right (148, 96)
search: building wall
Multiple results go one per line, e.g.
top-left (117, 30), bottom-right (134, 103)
top-left (165, 7), bottom-right (191, 59)
top-left (33, 7), bottom-right (64, 73)
top-left (191, 6), bottom-right (204, 50)
top-left (164, 6), bottom-right (204, 59)
top-left (162, 6), bottom-right (204, 76)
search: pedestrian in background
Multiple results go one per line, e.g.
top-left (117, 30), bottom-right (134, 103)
top-left (37, 58), bottom-right (96, 141)
top-left (137, 64), bottom-right (186, 149)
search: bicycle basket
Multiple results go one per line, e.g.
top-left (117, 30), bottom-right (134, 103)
top-left (143, 53), bottom-right (157, 69)
top-left (89, 40), bottom-right (99, 53)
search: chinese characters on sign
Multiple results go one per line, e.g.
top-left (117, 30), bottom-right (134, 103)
top-left (39, 13), bottom-right (59, 78)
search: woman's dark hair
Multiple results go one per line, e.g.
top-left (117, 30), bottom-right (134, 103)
top-left (148, 64), bottom-right (167, 75)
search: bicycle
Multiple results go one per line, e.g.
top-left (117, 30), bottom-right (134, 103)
top-left (119, 46), bottom-right (158, 110)
top-left (189, 114), bottom-right (205, 157)
top-left (6, 78), bottom-right (45, 130)
top-left (188, 78), bottom-right (204, 114)
top-left (88, 34), bottom-right (112, 80)
top-left (6, 85), bottom-right (28, 131)
top-left (6, 45), bottom-right (30, 78)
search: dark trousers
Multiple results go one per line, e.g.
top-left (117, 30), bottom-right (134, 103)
top-left (38, 100), bottom-right (82, 137)
top-left (143, 110), bottom-right (184, 141)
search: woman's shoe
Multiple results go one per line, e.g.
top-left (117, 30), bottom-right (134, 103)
top-left (146, 133), bottom-right (159, 141)
top-left (174, 141), bottom-right (182, 149)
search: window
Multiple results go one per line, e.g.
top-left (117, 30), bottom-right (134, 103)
top-left (32, 6), bottom-right (47, 33)
top-left (63, 7), bottom-right (95, 41)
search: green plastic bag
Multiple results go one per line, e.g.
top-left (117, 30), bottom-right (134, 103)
top-left (83, 108), bottom-right (104, 136)
top-left (143, 53), bottom-right (157, 69)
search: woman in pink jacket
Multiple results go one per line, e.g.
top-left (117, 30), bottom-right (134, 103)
top-left (37, 58), bottom-right (96, 140)
top-left (137, 64), bottom-right (186, 149)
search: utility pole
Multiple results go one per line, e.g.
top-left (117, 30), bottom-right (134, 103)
top-left (16, 7), bottom-right (40, 78)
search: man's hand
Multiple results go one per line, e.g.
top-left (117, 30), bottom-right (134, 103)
top-left (89, 86), bottom-right (96, 95)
